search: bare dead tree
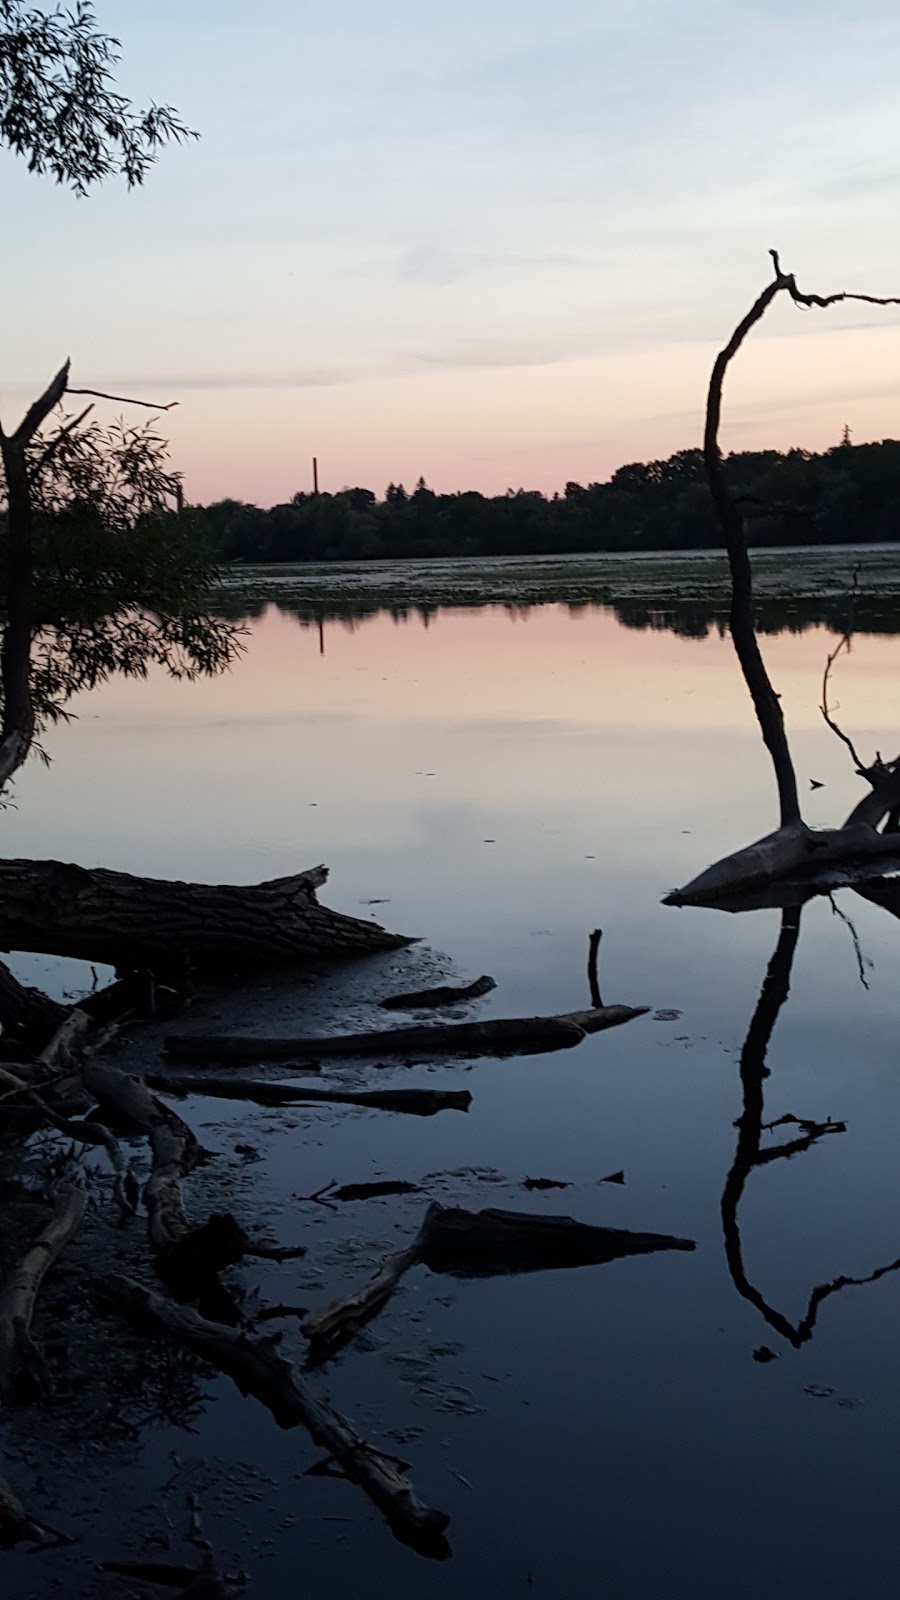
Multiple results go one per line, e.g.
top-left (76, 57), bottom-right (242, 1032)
top-left (667, 253), bottom-right (900, 905)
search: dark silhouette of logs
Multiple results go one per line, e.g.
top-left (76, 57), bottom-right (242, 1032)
top-left (164, 1004), bottom-right (649, 1066)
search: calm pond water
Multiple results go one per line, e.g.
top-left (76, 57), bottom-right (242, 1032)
top-left (5, 594), bottom-right (900, 1598)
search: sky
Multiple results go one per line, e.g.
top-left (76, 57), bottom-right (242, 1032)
top-left (2, 0), bottom-right (900, 504)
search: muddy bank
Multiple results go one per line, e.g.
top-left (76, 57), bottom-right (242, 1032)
top-left (1, 938), bottom-right (668, 1597)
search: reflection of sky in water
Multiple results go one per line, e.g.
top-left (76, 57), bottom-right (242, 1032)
top-left (5, 603), bottom-right (900, 1597)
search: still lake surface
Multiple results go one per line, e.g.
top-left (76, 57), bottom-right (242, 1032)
top-left (6, 573), bottom-right (900, 1598)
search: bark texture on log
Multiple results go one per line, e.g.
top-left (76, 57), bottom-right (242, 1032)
top-left (0, 859), bottom-right (408, 971)
top-left (165, 1005), bottom-right (648, 1065)
top-left (101, 1274), bottom-right (451, 1560)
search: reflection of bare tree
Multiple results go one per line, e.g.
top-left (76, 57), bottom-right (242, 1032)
top-left (721, 905), bottom-right (900, 1348)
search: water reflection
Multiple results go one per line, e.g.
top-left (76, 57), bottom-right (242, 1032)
top-left (723, 898), bottom-right (900, 1350)
top-left (219, 592), bottom-right (900, 642)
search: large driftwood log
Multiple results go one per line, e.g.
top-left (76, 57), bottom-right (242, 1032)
top-left (0, 859), bottom-right (407, 972)
top-left (0, 1184), bottom-right (86, 1402)
top-left (666, 822), bottom-right (900, 906)
top-left (304, 1201), bottom-right (696, 1364)
top-left (149, 1073), bottom-right (472, 1117)
top-left (165, 1005), bottom-right (648, 1065)
top-left (100, 1274), bottom-right (451, 1559)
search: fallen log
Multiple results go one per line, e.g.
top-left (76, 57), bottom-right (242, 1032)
top-left (666, 820), bottom-right (900, 906)
top-left (303, 1201), bottom-right (695, 1365)
top-left (0, 1184), bottom-right (86, 1402)
top-left (379, 975), bottom-right (496, 1010)
top-left (165, 1005), bottom-right (649, 1065)
top-left (148, 1073), bottom-right (472, 1117)
top-left (0, 858), bottom-right (408, 973)
top-left (100, 1274), bottom-right (451, 1560)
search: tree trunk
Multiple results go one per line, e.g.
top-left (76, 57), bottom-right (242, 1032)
top-left (0, 858), bottom-right (408, 972)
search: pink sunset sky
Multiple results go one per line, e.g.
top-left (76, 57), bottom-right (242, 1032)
top-left (2, 0), bottom-right (900, 506)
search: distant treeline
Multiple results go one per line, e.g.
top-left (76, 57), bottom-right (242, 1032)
top-left (196, 440), bottom-right (900, 564)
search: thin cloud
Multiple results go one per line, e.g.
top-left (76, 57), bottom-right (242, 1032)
top-left (96, 368), bottom-right (348, 394)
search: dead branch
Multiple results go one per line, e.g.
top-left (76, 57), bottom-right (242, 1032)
top-left (828, 893), bottom-right (871, 989)
top-left (164, 1004), bottom-right (649, 1066)
top-left (379, 975), bottom-right (496, 1010)
top-left (303, 1201), bottom-right (696, 1366)
top-left (587, 929), bottom-right (603, 1008)
top-left (820, 635), bottom-right (873, 777)
top-left (99, 1274), bottom-right (451, 1559)
top-left (68, 386), bottom-right (178, 410)
top-left (704, 254), bottom-right (802, 829)
top-left (148, 1073), bottom-right (472, 1116)
top-left (0, 1184), bottom-right (86, 1401)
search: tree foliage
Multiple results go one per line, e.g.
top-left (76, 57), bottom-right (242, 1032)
top-left (193, 440), bottom-right (900, 566)
top-left (0, 0), bottom-right (194, 191)
top-left (0, 406), bottom-right (238, 733)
